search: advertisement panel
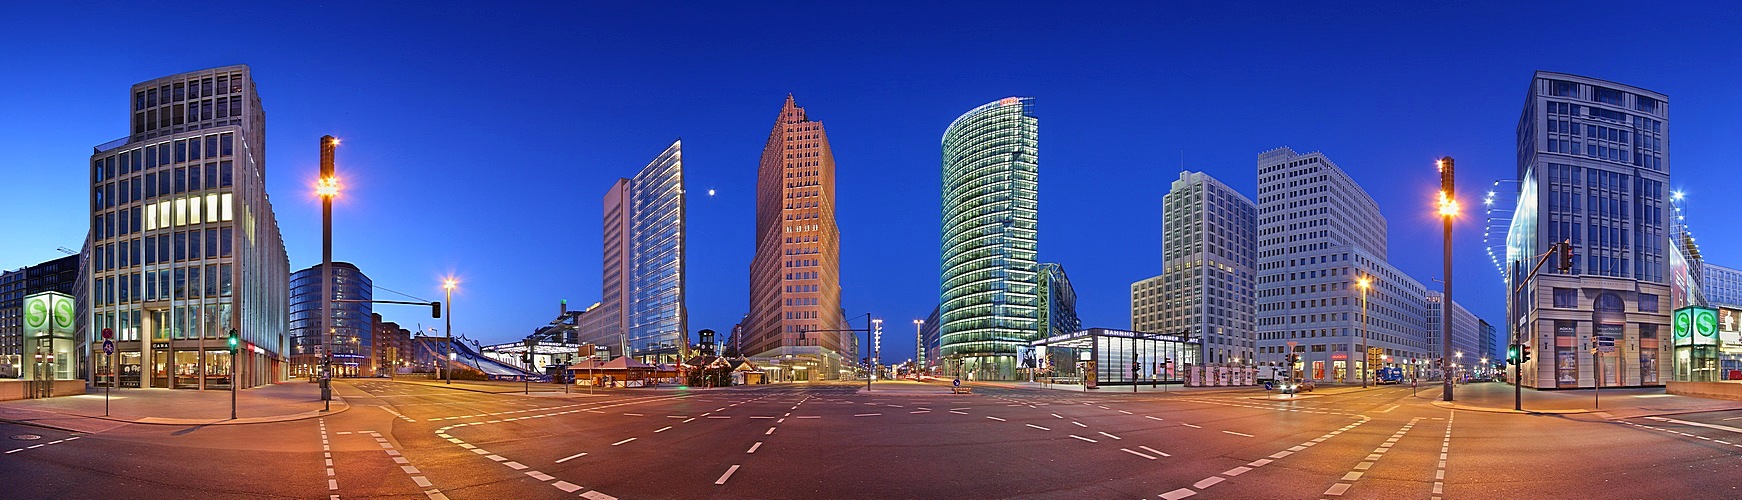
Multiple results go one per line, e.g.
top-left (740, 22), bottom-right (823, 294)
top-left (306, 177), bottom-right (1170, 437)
top-left (1720, 308), bottom-right (1742, 347)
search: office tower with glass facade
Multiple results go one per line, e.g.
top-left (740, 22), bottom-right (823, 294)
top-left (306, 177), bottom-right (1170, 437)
top-left (1506, 72), bottom-right (1671, 388)
top-left (1130, 275), bottom-right (1165, 333)
top-left (586, 141), bottom-right (688, 364)
top-left (86, 65), bottom-right (290, 389)
top-left (1035, 263), bottom-right (1081, 340)
top-left (744, 96), bottom-right (847, 380)
top-left (939, 97), bottom-right (1038, 381)
top-left (289, 262), bottom-right (373, 377)
top-left (1160, 171), bottom-right (1257, 365)
top-left (1253, 147), bottom-right (1434, 383)
top-left (1425, 291), bottom-right (1482, 373)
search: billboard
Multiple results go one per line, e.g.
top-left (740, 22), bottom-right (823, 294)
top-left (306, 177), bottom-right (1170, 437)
top-left (1675, 306), bottom-right (1720, 347)
top-left (1720, 308), bottom-right (1742, 347)
top-left (22, 292), bottom-right (75, 337)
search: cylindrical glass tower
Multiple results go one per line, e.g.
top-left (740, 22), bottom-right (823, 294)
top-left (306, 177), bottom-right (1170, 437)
top-left (939, 97), bottom-right (1038, 381)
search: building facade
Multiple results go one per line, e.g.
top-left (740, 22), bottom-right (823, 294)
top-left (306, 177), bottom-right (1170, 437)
top-left (1161, 171), bottom-right (1257, 365)
top-left (939, 97), bottom-right (1039, 381)
top-left (0, 255), bottom-right (81, 379)
top-left (1505, 72), bottom-right (1671, 388)
top-left (1036, 263), bottom-right (1081, 341)
top-left (86, 66), bottom-right (290, 389)
top-left (1703, 263), bottom-right (1742, 308)
top-left (1130, 275), bottom-right (1164, 333)
top-left (1253, 148), bottom-right (1436, 383)
top-left (1426, 291), bottom-right (1483, 374)
top-left (585, 141), bottom-right (688, 364)
top-left (744, 96), bottom-right (847, 380)
top-left (289, 262), bottom-right (373, 377)
top-left (370, 313), bottom-right (413, 376)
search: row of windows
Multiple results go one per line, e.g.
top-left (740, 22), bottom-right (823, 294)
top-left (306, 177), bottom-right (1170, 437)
top-left (91, 228), bottom-right (235, 273)
top-left (94, 133), bottom-right (235, 183)
top-left (93, 265), bottom-right (234, 306)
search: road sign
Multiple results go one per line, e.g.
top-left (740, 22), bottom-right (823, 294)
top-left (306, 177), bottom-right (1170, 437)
top-left (101, 328), bottom-right (113, 340)
top-left (952, 378), bottom-right (961, 387)
top-left (1593, 336), bottom-right (1616, 353)
top-left (102, 339), bottom-right (114, 355)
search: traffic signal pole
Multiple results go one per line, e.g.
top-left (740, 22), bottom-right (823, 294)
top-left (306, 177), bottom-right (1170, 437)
top-left (1509, 240), bottom-right (1572, 411)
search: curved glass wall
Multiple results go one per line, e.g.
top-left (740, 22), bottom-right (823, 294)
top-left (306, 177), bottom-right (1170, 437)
top-left (939, 97), bottom-right (1038, 381)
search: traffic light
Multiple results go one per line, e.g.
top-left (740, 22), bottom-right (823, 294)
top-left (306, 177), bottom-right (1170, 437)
top-left (431, 301), bottom-right (442, 318)
top-left (227, 329), bottom-right (239, 350)
top-left (1507, 346), bottom-right (1519, 364)
top-left (1556, 240), bottom-right (1575, 274)
top-left (1521, 344), bottom-right (1533, 364)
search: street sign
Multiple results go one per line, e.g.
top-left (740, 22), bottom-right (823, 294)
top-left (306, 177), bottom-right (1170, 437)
top-left (952, 378), bottom-right (961, 388)
top-left (1593, 336), bottom-right (1616, 353)
top-left (101, 328), bottom-right (113, 340)
top-left (102, 340), bottom-right (114, 355)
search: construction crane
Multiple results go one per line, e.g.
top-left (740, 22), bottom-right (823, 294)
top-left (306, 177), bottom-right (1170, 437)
top-left (56, 247), bottom-right (77, 255)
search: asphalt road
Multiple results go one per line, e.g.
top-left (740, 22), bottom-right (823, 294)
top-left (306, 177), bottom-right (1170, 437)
top-left (5, 380), bottom-right (1742, 498)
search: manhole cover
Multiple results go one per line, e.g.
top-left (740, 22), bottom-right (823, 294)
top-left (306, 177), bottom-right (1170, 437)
top-left (11, 434), bottom-right (42, 441)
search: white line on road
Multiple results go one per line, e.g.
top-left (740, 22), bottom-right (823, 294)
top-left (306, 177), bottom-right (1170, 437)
top-left (1159, 487), bottom-right (1196, 500)
top-left (1051, 413), bottom-right (1063, 419)
top-left (1069, 434), bottom-right (1098, 443)
top-left (1099, 431), bottom-right (1122, 440)
top-left (1146, 415), bottom-right (1164, 421)
top-left (1139, 445), bottom-right (1170, 457)
top-left (1181, 423), bottom-right (1202, 428)
top-left (654, 426), bottom-right (673, 433)
top-left (555, 452), bottom-right (588, 463)
top-left (766, 427), bottom-right (777, 435)
top-left (1646, 416), bottom-right (1742, 434)
top-left (715, 465), bottom-right (741, 485)
top-left (1026, 424), bottom-right (1051, 431)
top-left (1121, 448), bottom-right (1156, 459)
top-left (854, 413), bottom-right (881, 417)
top-left (747, 442), bottom-right (761, 454)
top-left (986, 416), bottom-right (1007, 421)
top-left (1222, 431), bottom-right (1254, 438)
top-left (611, 438), bottom-right (636, 446)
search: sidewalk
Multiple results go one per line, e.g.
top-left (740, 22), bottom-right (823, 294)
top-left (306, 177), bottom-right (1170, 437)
top-left (0, 382), bottom-right (347, 433)
top-left (1412, 381), bottom-right (1742, 418)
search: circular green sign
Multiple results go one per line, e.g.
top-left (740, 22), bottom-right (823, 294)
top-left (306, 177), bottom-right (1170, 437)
top-left (24, 299), bottom-right (47, 329)
top-left (1675, 310), bottom-right (1692, 338)
top-left (1697, 310), bottom-right (1718, 338)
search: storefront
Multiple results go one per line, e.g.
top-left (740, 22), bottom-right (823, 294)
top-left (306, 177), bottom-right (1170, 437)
top-left (1028, 328), bottom-right (1199, 386)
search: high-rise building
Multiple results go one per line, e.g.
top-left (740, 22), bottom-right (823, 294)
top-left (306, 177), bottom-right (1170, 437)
top-left (370, 313), bottom-right (413, 376)
top-left (939, 97), bottom-right (1038, 381)
top-left (744, 96), bottom-right (847, 379)
top-left (1035, 263), bottom-right (1081, 340)
top-left (584, 141), bottom-right (688, 364)
top-left (1425, 291), bottom-right (1482, 372)
top-left (0, 255), bottom-right (81, 380)
top-left (85, 65), bottom-right (289, 389)
top-left (1479, 319), bottom-right (1498, 368)
top-left (289, 262), bottom-right (373, 377)
top-left (1130, 275), bottom-right (1164, 333)
top-left (1702, 263), bottom-right (1742, 308)
top-left (1254, 147), bottom-right (1434, 382)
top-left (920, 305), bottom-right (940, 371)
top-left (1161, 171), bottom-right (1257, 365)
top-left (1506, 72), bottom-right (1670, 388)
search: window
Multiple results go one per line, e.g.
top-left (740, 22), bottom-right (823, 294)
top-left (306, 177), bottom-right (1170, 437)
top-left (1552, 80), bottom-right (1578, 97)
top-left (1638, 294), bottom-right (1659, 313)
top-left (1553, 288), bottom-right (1578, 308)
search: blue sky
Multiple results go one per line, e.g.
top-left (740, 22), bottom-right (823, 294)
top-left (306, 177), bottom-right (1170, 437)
top-left (4, 2), bottom-right (1740, 361)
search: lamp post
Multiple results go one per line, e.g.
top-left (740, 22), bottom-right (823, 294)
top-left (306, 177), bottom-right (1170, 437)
top-left (1437, 157), bottom-right (1458, 402)
top-left (315, 136), bottom-right (339, 404)
top-left (1357, 276), bottom-right (1371, 388)
top-left (443, 279), bottom-right (456, 385)
top-left (913, 319), bottom-right (924, 376)
top-left (871, 319), bottom-right (883, 383)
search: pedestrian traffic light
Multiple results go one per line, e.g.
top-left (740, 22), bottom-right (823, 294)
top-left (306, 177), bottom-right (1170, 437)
top-left (1507, 346), bottom-right (1519, 364)
top-left (227, 329), bottom-right (239, 350)
top-left (1556, 240), bottom-right (1575, 274)
top-left (431, 301), bottom-right (442, 318)
top-left (1521, 345), bottom-right (1533, 364)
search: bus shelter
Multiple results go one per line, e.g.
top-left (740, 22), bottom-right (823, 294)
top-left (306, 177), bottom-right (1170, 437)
top-left (1027, 328), bottom-right (1199, 386)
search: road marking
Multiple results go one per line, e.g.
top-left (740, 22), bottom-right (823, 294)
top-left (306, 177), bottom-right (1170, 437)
top-left (1071, 421), bottom-right (1087, 428)
top-left (683, 418), bottom-right (696, 423)
top-left (1181, 423), bottom-right (1201, 428)
top-left (986, 416), bottom-right (1007, 422)
top-left (767, 427), bottom-right (777, 435)
top-left (1026, 424), bottom-right (1051, 431)
top-left (1099, 431), bottom-right (1122, 440)
top-left (1146, 416), bottom-right (1164, 421)
top-left (1159, 487), bottom-right (1196, 499)
top-left (1069, 434), bottom-right (1097, 443)
top-left (654, 426), bottom-right (673, 433)
top-left (553, 481), bottom-right (582, 493)
top-left (854, 413), bottom-right (881, 417)
top-left (1121, 448), bottom-right (1156, 459)
top-left (1222, 431), bottom-right (1253, 438)
top-left (1193, 477), bottom-right (1223, 489)
top-left (1646, 416), bottom-right (1742, 434)
top-left (611, 438), bottom-right (636, 446)
top-left (949, 410), bottom-right (969, 415)
top-left (1051, 413), bottom-right (1064, 419)
top-left (715, 465), bottom-right (741, 485)
top-left (1140, 445), bottom-right (1170, 457)
top-left (1378, 405), bottom-right (1399, 413)
top-left (747, 442), bottom-right (762, 454)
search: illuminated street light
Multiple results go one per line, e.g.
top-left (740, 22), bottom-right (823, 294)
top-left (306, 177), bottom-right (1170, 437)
top-left (1357, 275), bottom-right (1371, 388)
top-left (443, 278), bottom-right (458, 385)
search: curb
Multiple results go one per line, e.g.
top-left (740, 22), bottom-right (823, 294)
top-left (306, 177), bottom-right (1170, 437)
top-left (0, 397), bottom-right (349, 429)
top-left (1429, 400), bottom-right (1592, 415)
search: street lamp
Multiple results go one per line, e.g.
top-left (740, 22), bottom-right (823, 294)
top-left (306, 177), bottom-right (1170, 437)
top-left (1356, 275), bottom-right (1371, 388)
top-left (1436, 156), bottom-right (1458, 402)
top-left (316, 135), bottom-right (339, 406)
top-left (871, 319), bottom-right (883, 382)
top-left (443, 278), bottom-right (457, 385)
top-left (913, 319), bottom-right (924, 374)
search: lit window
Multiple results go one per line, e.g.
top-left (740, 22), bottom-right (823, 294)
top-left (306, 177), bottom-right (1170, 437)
top-left (190, 196), bottom-right (202, 223)
top-left (221, 193), bottom-right (234, 221)
top-left (206, 194), bottom-right (219, 223)
top-left (174, 198), bottom-right (186, 226)
top-left (146, 207), bottom-right (157, 231)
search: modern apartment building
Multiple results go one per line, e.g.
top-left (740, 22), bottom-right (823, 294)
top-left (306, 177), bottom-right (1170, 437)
top-left (939, 97), bottom-right (1038, 381)
top-left (288, 262), bottom-right (373, 377)
top-left (585, 141), bottom-right (688, 364)
top-left (744, 96), bottom-right (847, 380)
top-left (1161, 171), bottom-right (1257, 365)
top-left (1130, 275), bottom-right (1164, 333)
top-left (1253, 147), bottom-right (1435, 382)
top-left (86, 65), bottom-right (290, 389)
top-left (1505, 72), bottom-right (1671, 388)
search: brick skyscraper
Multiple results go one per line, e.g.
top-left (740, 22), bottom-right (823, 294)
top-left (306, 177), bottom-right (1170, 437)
top-left (745, 95), bottom-right (846, 380)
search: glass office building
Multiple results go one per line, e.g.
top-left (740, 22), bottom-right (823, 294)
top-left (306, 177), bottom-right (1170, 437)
top-left (86, 65), bottom-right (290, 389)
top-left (626, 141), bottom-right (687, 364)
top-left (1036, 263), bottom-right (1080, 340)
top-left (939, 97), bottom-right (1038, 381)
top-left (288, 262), bottom-right (373, 377)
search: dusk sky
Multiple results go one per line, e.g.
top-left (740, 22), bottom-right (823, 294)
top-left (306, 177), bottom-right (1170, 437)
top-left (5, 2), bottom-right (1741, 359)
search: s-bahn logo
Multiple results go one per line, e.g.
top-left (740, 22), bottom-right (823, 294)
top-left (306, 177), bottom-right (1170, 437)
top-left (1675, 309), bottom-right (1692, 340)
